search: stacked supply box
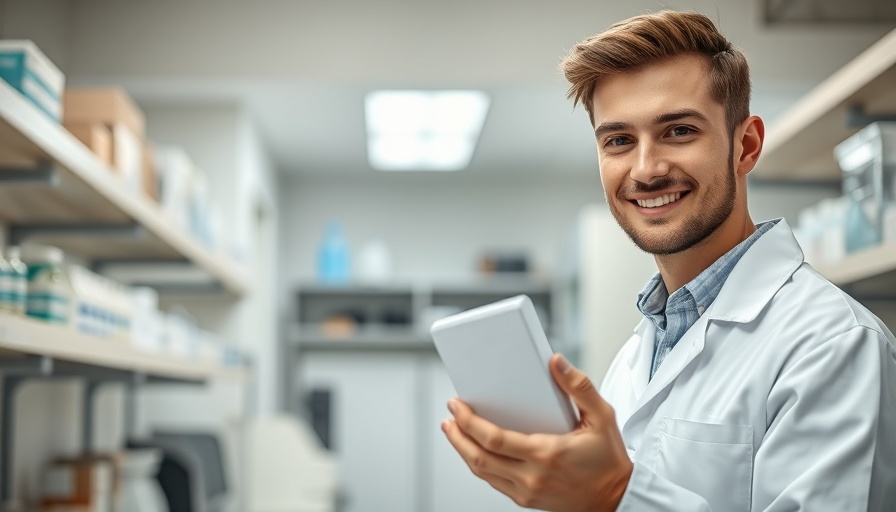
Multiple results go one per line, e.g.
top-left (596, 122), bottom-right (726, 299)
top-left (834, 122), bottom-right (896, 252)
top-left (63, 87), bottom-right (150, 197)
top-left (0, 40), bottom-right (65, 121)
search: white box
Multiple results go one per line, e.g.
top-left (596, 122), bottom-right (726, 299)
top-left (0, 40), bottom-right (64, 121)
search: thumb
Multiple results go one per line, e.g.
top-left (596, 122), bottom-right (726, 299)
top-left (550, 353), bottom-right (610, 419)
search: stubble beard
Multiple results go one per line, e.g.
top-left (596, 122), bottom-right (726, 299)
top-left (608, 157), bottom-right (737, 256)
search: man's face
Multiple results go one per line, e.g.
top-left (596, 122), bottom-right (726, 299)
top-left (591, 53), bottom-right (737, 255)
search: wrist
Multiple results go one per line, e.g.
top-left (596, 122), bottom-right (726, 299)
top-left (598, 460), bottom-right (633, 512)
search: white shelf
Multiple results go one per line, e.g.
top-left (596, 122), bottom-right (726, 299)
top-left (0, 80), bottom-right (248, 295)
top-left (755, 27), bottom-right (896, 182)
top-left (293, 323), bottom-right (429, 345)
top-left (813, 242), bottom-right (896, 288)
top-left (0, 312), bottom-right (244, 382)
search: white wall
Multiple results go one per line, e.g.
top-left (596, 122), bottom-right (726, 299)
top-left (278, 173), bottom-right (604, 285)
top-left (143, 103), bottom-right (280, 415)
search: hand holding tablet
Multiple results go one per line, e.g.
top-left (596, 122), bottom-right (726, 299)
top-left (430, 295), bottom-right (578, 435)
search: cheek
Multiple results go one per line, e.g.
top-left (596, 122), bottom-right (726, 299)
top-left (598, 158), bottom-right (624, 190)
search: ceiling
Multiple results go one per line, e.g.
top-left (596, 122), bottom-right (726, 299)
top-left (3, 0), bottom-right (895, 178)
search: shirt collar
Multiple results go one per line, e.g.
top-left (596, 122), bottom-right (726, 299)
top-left (636, 219), bottom-right (779, 321)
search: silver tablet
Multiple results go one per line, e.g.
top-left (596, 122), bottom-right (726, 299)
top-left (430, 295), bottom-right (578, 435)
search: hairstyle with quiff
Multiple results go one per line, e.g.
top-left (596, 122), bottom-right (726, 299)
top-left (561, 10), bottom-right (750, 135)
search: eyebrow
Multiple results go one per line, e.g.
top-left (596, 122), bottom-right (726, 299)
top-left (594, 108), bottom-right (710, 138)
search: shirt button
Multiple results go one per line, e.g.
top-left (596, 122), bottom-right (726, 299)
top-left (697, 305), bottom-right (705, 315)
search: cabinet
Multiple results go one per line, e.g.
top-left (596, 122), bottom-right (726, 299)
top-left (0, 77), bottom-right (250, 508)
top-left (286, 279), bottom-right (557, 512)
top-left (753, 27), bottom-right (896, 291)
top-left (0, 79), bottom-right (247, 294)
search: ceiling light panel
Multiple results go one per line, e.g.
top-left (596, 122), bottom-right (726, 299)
top-left (365, 90), bottom-right (489, 171)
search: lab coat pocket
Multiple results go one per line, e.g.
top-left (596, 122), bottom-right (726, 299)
top-left (654, 418), bottom-right (753, 512)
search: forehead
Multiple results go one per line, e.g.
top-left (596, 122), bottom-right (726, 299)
top-left (591, 53), bottom-right (723, 125)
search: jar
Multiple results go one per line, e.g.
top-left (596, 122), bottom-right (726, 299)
top-left (0, 249), bottom-right (14, 314)
top-left (5, 246), bottom-right (28, 316)
top-left (20, 245), bottom-right (70, 324)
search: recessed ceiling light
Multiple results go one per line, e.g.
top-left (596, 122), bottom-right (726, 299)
top-left (364, 90), bottom-right (489, 171)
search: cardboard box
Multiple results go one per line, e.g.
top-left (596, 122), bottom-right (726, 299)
top-left (64, 123), bottom-right (112, 167)
top-left (41, 455), bottom-right (115, 512)
top-left (142, 141), bottom-right (159, 201)
top-left (0, 40), bottom-right (65, 121)
top-left (63, 87), bottom-right (145, 138)
top-left (111, 122), bottom-right (143, 193)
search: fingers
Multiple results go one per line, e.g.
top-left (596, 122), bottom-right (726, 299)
top-left (550, 354), bottom-right (613, 421)
top-left (448, 399), bottom-right (532, 460)
top-left (442, 418), bottom-right (521, 483)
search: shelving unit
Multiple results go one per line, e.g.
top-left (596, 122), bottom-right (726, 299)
top-left (754, 27), bottom-right (896, 183)
top-left (813, 242), bottom-right (896, 297)
top-left (0, 79), bottom-right (252, 507)
top-left (289, 278), bottom-right (556, 352)
top-left (0, 79), bottom-right (248, 295)
top-left (0, 312), bottom-right (245, 382)
top-left (752, 27), bottom-right (896, 290)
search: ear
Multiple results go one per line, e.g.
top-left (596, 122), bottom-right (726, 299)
top-left (734, 115), bottom-right (764, 177)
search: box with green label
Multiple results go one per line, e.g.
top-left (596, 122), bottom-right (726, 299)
top-left (0, 40), bottom-right (65, 121)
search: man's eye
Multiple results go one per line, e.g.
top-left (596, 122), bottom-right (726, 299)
top-left (669, 126), bottom-right (694, 137)
top-left (605, 136), bottom-right (631, 147)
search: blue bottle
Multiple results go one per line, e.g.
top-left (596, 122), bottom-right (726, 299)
top-left (317, 221), bottom-right (350, 283)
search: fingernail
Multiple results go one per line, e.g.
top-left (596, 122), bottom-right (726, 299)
top-left (441, 420), bottom-right (448, 433)
top-left (557, 355), bottom-right (571, 374)
top-left (447, 400), bottom-right (457, 415)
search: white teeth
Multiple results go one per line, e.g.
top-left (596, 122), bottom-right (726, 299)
top-left (637, 192), bottom-right (682, 208)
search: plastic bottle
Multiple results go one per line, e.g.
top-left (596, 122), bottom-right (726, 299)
top-left (20, 245), bottom-right (71, 324)
top-left (0, 249), bottom-right (14, 314)
top-left (6, 246), bottom-right (28, 316)
top-left (357, 238), bottom-right (393, 283)
top-left (317, 221), bottom-right (350, 283)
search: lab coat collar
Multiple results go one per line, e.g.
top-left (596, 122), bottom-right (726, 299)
top-left (623, 218), bottom-right (803, 408)
top-left (707, 218), bottom-right (803, 325)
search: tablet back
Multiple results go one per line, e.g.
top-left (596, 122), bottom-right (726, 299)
top-left (431, 295), bottom-right (577, 435)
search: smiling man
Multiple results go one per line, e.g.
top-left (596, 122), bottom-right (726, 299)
top-left (442, 10), bottom-right (896, 511)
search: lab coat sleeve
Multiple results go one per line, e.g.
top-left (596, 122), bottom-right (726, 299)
top-left (752, 325), bottom-right (886, 511)
top-left (614, 325), bottom-right (891, 511)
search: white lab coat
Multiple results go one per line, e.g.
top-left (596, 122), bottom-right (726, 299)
top-left (601, 219), bottom-right (896, 511)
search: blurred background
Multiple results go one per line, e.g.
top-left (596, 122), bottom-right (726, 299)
top-left (0, 0), bottom-right (894, 511)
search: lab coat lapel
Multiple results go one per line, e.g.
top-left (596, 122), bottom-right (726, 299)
top-left (633, 311), bottom-right (709, 411)
top-left (626, 319), bottom-right (654, 402)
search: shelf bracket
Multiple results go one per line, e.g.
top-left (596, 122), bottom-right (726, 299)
top-left (1, 355), bottom-right (54, 505)
top-left (846, 106), bottom-right (896, 129)
top-left (0, 160), bottom-right (60, 186)
top-left (9, 222), bottom-right (144, 246)
top-left (81, 372), bottom-right (133, 453)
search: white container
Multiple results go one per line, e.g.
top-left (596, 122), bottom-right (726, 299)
top-left (0, 40), bottom-right (65, 121)
top-left (20, 245), bottom-right (70, 324)
top-left (5, 247), bottom-right (28, 316)
top-left (119, 449), bottom-right (168, 512)
top-left (0, 250), bottom-right (15, 314)
top-left (357, 239), bottom-right (394, 283)
top-left (835, 122), bottom-right (896, 253)
top-left (131, 287), bottom-right (162, 352)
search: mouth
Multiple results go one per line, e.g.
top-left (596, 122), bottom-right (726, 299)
top-left (630, 191), bottom-right (689, 209)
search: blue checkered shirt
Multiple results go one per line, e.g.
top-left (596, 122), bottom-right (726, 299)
top-left (637, 219), bottom-right (779, 380)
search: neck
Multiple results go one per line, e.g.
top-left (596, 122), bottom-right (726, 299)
top-left (655, 210), bottom-right (757, 294)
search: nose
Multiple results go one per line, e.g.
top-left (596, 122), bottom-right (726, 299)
top-left (630, 141), bottom-right (670, 184)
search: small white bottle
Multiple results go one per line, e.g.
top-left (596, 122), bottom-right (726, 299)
top-left (6, 246), bottom-right (28, 316)
top-left (0, 248), bottom-right (14, 314)
top-left (21, 245), bottom-right (70, 324)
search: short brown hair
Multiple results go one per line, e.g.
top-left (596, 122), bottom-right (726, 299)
top-left (561, 10), bottom-right (750, 134)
